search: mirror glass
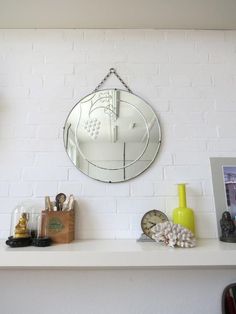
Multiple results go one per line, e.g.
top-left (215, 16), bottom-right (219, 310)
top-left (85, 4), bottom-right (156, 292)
top-left (63, 89), bottom-right (161, 183)
top-left (222, 283), bottom-right (236, 314)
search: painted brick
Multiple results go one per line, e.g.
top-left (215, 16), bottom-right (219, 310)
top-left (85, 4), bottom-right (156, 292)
top-left (33, 40), bottom-right (73, 53)
top-left (173, 124), bottom-right (218, 139)
top-left (0, 230), bottom-right (10, 238)
top-left (0, 152), bottom-right (35, 167)
top-left (154, 182), bottom-right (203, 197)
top-left (0, 29), bottom-right (235, 240)
top-left (0, 73), bottom-right (43, 87)
top-left (174, 152), bottom-right (210, 165)
top-left (23, 167), bottom-right (68, 181)
top-left (34, 181), bottom-right (58, 197)
top-left (0, 183), bottom-right (9, 197)
top-left (215, 100), bottom-right (236, 111)
top-left (205, 112), bottom-right (236, 126)
top-left (27, 112), bottom-right (67, 125)
top-left (136, 74), bottom-right (170, 87)
top-left (32, 63), bottom-right (74, 75)
top-left (0, 198), bottom-right (27, 213)
top-left (194, 212), bottom-right (217, 238)
top-left (153, 100), bottom-right (170, 112)
top-left (77, 229), bottom-right (116, 240)
top-left (218, 125), bottom-right (236, 137)
top-left (202, 180), bottom-right (214, 196)
top-left (9, 139), bottom-right (62, 152)
top-left (78, 213), bottom-right (129, 231)
top-left (68, 168), bottom-right (91, 181)
top-left (209, 50), bottom-right (235, 64)
top-left (36, 125), bottom-right (60, 139)
top-left (130, 182), bottom-right (154, 197)
top-left (170, 75), bottom-right (191, 86)
top-left (82, 182), bottom-right (107, 197)
top-left (0, 168), bottom-right (21, 181)
top-left (0, 60), bottom-right (31, 75)
top-left (161, 112), bottom-right (204, 125)
top-left (5, 53), bottom-right (44, 65)
top-left (171, 100), bottom-right (213, 112)
top-left (207, 139), bottom-right (236, 152)
top-left (14, 126), bottom-right (36, 139)
top-left (35, 152), bottom-right (71, 167)
top-left (0, 41), bottom-right (33, 53)
top-left (77, 198), bottom-right (116, 214)
top-left (106, 183), bottom-right (130, 197)
top-left (167, 139), bottom-right (207, 152)
top-left (0, 214), bottom-right (11, 230)
top-left (0, 86), bottom-right (29, 98)
top-left (42, 75), bottom-right (65, 87)
top-left (9, 183), bottom-right (33, 197)
top-left (127, 48), bottom-right (169, 63)
top-left (87, 48), bottom-right (127, 63)
top-left (117, 198), bottom-right (166, 214)
top-left (3, 29), bottom-right (36, 41)
top-left (114, 230), bottom-right (140, 240)
top-left (58, 182), bottom-right (82, 196)
top-left (29, 86), bottom-right (73, 99)
top-left (65, 74), bottom-right (88, 87)
top-left (164, 165), bottom-right (210, 181)
top-left (0, 125), bottom-right (14, 139)
top-left (130, 213), bottom-right (144, 232)
top-left (45, 51), bottom-right (86, 64)
top-left (117, 63), bottom-right (159, 76)
top-left (137, 166), bottom-right (163, 181)
top-left (186, 30), bottom-right (225, 43)
top-left (170, 49), bottom-right (208, 64)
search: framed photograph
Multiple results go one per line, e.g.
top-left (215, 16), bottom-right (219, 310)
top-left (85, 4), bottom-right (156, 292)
top-left (210, 157), bottom-right (236, 238)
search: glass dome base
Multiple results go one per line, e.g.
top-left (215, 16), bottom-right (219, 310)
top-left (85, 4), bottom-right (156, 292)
top-left (6, 236), bottom-right (32, 248)
top-left (32, 237), bottom-right (52, 247)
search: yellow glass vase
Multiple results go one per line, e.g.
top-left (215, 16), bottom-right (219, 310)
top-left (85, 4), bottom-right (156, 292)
top-left (172, 183), bottom-right (195, 234)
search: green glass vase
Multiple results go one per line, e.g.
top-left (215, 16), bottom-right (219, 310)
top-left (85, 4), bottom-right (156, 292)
top-left (172, 183), bottom-right (195, 234)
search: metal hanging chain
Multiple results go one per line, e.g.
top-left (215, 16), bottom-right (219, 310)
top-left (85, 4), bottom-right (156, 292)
top-left (93, 68), bottom-right (132, 93)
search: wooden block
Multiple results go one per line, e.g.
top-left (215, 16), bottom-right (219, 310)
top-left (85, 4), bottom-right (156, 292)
top-left (41, 210), bottom-right (75, 244)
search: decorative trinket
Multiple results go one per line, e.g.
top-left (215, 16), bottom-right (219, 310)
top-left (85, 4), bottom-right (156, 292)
top-left (151, 221), bottom-right (196, 248)
top-left (55, 193), bottom-right (67, 211)
top-left (14, 212), bottom-right (30, 238)
top-left (220, 211), bottom-right (236, 243)
top-left (6, 206), bottom-right (32, 247)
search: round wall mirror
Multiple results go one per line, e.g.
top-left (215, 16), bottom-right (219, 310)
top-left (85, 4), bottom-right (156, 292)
top-left (63, 89), bottom-right (161, 183)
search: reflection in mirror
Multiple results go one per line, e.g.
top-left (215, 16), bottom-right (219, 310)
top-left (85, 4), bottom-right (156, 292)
top-left (64, 89), bottom-right (161, 183)
top-left (222, 283), bottom-right (236, 314)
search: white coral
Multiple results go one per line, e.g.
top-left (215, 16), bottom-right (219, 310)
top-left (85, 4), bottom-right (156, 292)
top-left (151, 221), bottom-right (196, 248)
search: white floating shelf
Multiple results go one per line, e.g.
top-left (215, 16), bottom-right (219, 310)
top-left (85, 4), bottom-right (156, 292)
top-left (1, 239), bottom-right (236, 269)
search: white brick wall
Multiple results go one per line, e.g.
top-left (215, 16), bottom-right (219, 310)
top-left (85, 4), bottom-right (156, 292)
top-left (0, 29), bottom-right (236, 239)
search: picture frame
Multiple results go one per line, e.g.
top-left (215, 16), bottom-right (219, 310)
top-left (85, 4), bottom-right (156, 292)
top-left (210, 157), bottom-right (236, 239)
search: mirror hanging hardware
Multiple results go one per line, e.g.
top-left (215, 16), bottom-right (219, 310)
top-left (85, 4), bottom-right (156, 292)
top-left (94, 68), bottom-right (133, 94)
